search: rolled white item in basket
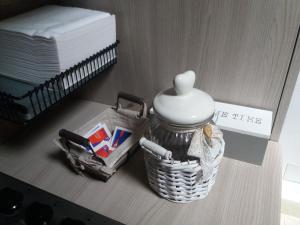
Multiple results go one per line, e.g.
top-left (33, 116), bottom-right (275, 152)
top-left (140, 137), bottom-right (172, 159)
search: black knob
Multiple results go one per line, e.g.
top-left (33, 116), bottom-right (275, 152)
top-left (25, 202), bottom-right (53, 225)
top-left (0, 187), bottom-right (24, 215)
top-left (59, 218), bottom-right (86, 225)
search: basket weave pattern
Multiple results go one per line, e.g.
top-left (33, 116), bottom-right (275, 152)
top-left (143, 139), bottom-right (225, 203)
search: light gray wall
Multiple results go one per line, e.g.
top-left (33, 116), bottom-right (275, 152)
top-left (272, 27), bottom-right (300, 140)
top-left (0, 0), bottom-right (58, 20)
top-left (1, 0), bottom-right (300, 140)
top-left (61, 0), bottom-right (300, 116)
top-left (279, 72), bottom-right (300, 172)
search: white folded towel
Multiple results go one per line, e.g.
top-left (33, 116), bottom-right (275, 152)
top-left (0, 5), bottom-right (116, 85)
top-left (0, 5), bottom-right (110, 38)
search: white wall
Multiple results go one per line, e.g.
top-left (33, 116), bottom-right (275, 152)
top-left (280, 71), bottom-right (300, 179)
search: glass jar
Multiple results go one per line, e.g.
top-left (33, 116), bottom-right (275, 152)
top-left (147, 70), bottom-right (215, 161)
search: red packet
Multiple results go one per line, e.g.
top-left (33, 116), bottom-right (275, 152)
top-left (84, 123), bottom-right (111, 152)
top-left (88, 127), bottom-right (110, 148)
top-left (110, 126), bottom-right (132, 149)
top-left (95, 143), bottom-right (113, 158)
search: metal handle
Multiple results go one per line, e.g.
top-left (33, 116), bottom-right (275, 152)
top-left (116, 92), bottom-right (145, 117)
top-left (59, 129), bottom-right (90, 147)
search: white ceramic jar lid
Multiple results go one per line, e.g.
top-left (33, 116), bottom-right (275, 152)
top-left (153, 70), bottom-right (215, 126)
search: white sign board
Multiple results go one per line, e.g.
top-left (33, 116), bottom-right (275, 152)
top-left (213, 102), bottom-right (273, 139)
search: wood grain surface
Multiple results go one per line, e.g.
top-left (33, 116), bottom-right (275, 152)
top-left (60, 0), bottom-right (300, 117)
top-left (0, 0), bottom-right (58, 20)
top-left (1, 0), bottom-right (300, 139)
top-left (271, 26), bottom-right (300, 140)
top-left (0, 99), bottom-right (282, 225)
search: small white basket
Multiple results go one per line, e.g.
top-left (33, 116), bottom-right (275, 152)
top-left (140, 136), bottom-right (225, 203)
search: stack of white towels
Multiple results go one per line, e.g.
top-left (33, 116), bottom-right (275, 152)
top-left (0, 5), bottom-right (116, 86)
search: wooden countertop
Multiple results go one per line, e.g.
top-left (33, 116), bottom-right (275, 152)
top-left (0, 99), bottom-right (281, 225)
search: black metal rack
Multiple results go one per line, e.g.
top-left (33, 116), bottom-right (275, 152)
top-left (0, 41), bottom-right (119, 124)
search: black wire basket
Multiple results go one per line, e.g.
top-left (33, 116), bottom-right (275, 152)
top-left (0, 41), bottom-right (119, 124)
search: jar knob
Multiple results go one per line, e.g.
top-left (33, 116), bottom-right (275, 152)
top-left (173, 70), bottom-right (196, 95)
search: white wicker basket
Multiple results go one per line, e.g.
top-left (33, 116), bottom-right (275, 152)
top-left (140, 137), bottom-right (225, 203)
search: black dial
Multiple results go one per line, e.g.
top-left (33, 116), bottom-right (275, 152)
top-left (0, 187), bottom-right (24, 215)
top-left (59, 217), bottom-right (86, 225)
top-left (25, 202), bottom-right (53, 225)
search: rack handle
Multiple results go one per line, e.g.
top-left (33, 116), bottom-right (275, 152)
top-left (116, 92), bottom-right (145, 117)
top-left (59, 129), bottom-right (106, 165)
top-left (59, 129), bottom-right (90, 147)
